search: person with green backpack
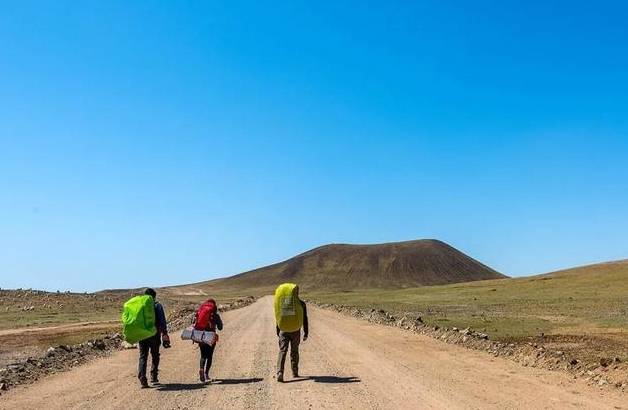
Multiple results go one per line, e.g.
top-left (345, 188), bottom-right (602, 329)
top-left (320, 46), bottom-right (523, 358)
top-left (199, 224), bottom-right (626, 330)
top-left (273, 283), bottom-right (309, 383)
top-left (121, 288), bottom-right (171, 388)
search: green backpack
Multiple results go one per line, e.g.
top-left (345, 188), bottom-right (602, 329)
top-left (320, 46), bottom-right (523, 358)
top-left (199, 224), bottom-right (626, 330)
top-left (121, 295), bottom-right (157, 344)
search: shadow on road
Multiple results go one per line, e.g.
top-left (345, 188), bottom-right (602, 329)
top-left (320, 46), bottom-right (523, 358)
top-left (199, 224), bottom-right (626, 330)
top-left (156, 383), bottom-right (207, 391)
top-left (284, 376), bottom-right (360, 384)
top-left (213, 378), bottom-right (264, 385)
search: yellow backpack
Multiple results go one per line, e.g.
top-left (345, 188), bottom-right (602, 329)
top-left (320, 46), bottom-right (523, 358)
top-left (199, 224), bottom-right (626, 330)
top-left (274, 283), bottom-right (304, 332)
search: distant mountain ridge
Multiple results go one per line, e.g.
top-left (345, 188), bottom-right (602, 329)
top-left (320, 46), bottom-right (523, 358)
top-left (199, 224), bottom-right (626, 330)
top-left (213, 239), bottom-right (506, 291)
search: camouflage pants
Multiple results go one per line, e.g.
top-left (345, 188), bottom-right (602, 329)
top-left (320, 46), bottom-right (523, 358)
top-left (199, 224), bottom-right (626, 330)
top-left (277, 330), bottom-right (300, 377)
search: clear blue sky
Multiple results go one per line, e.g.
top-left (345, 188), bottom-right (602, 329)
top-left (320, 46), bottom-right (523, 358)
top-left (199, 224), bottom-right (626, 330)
top-left (1, 1), bottom-right (627, 291)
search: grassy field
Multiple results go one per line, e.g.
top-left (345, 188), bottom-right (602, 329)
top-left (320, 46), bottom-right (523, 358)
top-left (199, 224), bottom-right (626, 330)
top-left (307, 260), bottom-right (628, 360)
top-left (0, 290), bottom-right (130, 331)
top-left (0, 287), bottom-right (257, 367)
top-left (0, 287), bottom-right (258, 332)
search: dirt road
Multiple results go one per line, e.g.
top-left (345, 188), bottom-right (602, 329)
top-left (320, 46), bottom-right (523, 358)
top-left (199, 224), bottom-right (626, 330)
top-left (0, 321), bottom-right (119, 337)
top-left (2, 297), bottom-right (624, 409)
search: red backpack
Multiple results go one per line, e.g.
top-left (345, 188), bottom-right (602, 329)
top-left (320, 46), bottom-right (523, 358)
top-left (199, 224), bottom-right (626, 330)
top-left (194, 299), bottom-right (217, 331)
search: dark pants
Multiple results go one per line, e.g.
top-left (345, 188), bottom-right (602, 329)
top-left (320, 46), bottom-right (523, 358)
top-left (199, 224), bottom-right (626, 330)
top-left (138, 333), bottom-right (160, 380)
top-left (277, 330), bottom-right (300, 377)
top-left (199, 343), bottom-right (216, 375)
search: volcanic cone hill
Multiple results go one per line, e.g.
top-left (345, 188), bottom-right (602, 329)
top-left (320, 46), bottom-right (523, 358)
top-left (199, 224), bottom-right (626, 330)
top-left (206, 239), bottom-right (506, 292)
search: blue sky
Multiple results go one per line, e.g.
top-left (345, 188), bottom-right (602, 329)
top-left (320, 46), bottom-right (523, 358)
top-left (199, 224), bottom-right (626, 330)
top-left (1, 1), bottom-right (627, 291)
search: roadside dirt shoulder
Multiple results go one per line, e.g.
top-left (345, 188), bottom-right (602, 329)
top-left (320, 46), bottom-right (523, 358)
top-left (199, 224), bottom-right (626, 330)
top-left (313, 302), bottom-right (628, 391)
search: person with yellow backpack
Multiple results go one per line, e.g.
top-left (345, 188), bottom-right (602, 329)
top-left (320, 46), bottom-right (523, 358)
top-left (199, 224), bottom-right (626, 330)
top-left (273, 283), bottom-right (309, 382)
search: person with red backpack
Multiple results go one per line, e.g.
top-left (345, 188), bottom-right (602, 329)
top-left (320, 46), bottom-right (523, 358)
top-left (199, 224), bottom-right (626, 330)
top-left (193, 298), bottom-right (223, 383)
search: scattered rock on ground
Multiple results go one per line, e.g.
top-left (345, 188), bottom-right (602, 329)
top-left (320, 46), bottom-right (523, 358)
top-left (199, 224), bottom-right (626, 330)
top-left (0, 295), bottom-right (257, 393)
top-left (312, 301), bottom-right (628, 391)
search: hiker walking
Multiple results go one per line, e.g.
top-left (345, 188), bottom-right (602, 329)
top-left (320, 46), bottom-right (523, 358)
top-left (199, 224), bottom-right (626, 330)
top-left (137, 288), bottom-right (170, 388)
top-left (274, 283), bottom-right (309, 382)
top-left (193, 298), bottom-right (223, 383)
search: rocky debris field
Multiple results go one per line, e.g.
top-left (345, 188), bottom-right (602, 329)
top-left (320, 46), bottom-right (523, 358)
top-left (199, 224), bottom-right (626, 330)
top-left (0, 295), bottom-right (257, 395)
top-left (0, 333), bottom-right (123, 394)
top-left (167, 296), bottom-right (257, 330)
top-left (313, 302), bottom-right (627, 392)
top-left (0, 289), bottom-right (129, 313)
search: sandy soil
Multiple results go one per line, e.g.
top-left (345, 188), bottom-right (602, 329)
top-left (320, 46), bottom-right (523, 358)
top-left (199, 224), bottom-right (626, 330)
top-left (1, 297), bottom-right (624, 409)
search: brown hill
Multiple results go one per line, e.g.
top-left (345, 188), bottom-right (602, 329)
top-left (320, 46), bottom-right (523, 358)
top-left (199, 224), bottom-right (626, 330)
top-left (539, 258), bottom-right (628, 279)
top-left (208, 239), bottom-right (505, 292)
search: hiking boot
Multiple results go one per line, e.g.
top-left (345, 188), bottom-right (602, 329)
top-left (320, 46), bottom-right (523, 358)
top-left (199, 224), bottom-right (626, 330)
top-left (199, 370), bottom-right (206, 383)
top-left (150, 375), bottom-right (159, 384)
top-left (139, 377), bottom-right (149, 388)
top-left (276, 373), bottom-right (284, 383)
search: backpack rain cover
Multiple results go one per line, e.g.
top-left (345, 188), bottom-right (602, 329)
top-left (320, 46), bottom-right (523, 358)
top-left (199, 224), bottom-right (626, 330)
top-left (121, 295), bottom-right (157, 344)
top-left (274, 283), bottom-right (304, 333)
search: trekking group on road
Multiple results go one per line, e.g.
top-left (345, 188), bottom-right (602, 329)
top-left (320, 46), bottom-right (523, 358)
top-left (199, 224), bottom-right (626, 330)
top-left (121, 282), bottom-right (308, 388)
